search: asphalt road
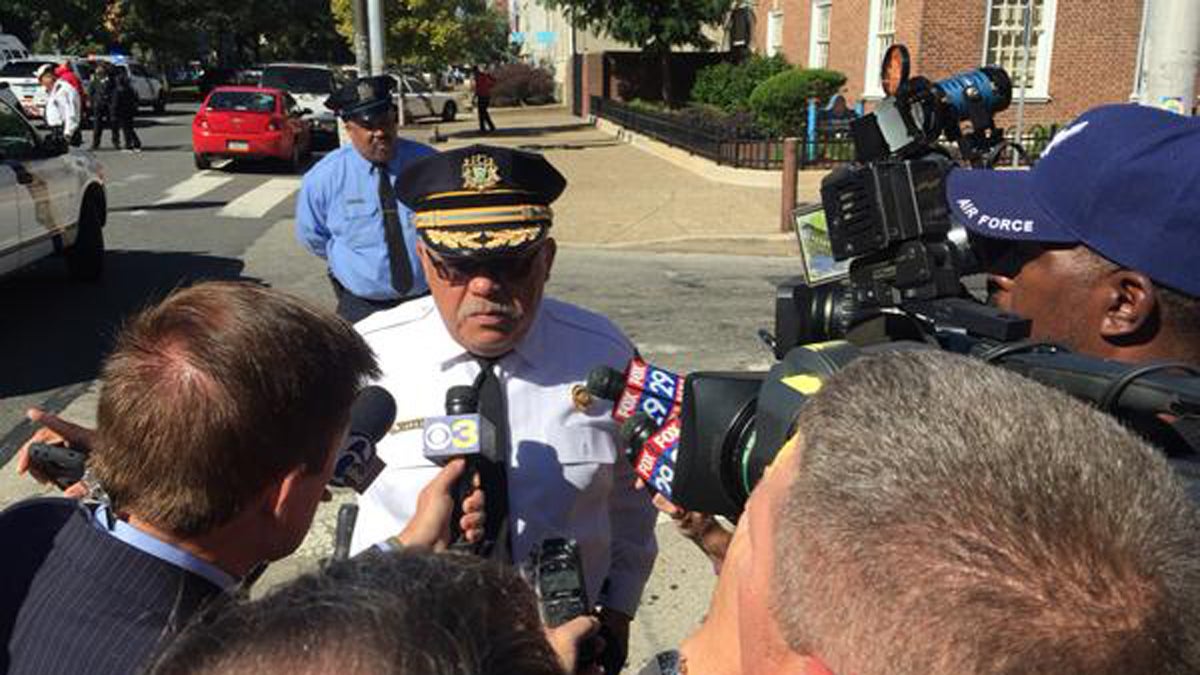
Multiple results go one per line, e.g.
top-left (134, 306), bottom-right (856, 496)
top-left (0, 103), bottom-right (813, 667)
top-left (0, 104), bottom-right (804, 456)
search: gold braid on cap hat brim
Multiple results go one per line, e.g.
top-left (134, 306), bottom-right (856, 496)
top-left (423, 226), bottom-right (545, 251)
top-left (413, 204), bottom-right (553, 230)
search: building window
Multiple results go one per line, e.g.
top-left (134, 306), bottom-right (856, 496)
top-left (863, 0), bottom-right (897, 97)
top-left (767, 10), bottom-right (784, 57)
top-left (809, 0), bottom-right (832, 68)
top-left (983, 0), bottom-right (1057, 99)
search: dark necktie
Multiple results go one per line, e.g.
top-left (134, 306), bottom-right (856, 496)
top-left (376, 164), bottom-right (414, 296)
top-left (474, 358), bottom-right (512, 561)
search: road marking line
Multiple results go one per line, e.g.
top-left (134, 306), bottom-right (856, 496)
top-left (216, 178), bottom-right (302, 219)
top-left (109, 172), bottom-right (154, 187)
top-left (155, 174), bottom-right (233, 205)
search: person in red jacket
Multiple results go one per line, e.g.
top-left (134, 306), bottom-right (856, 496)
top-left (55, 62), bottom-right (86, 146)
top-left (472, 66), bottom-right (497, 134)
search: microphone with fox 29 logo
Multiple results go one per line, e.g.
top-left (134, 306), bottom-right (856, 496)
top-left (585, 358), bottom-right (685, 426)
top-left (620, 412), bottom-right (681, 500)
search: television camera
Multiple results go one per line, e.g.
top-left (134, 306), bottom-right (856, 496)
top-left (587, 46), bottom-right (1200, 519)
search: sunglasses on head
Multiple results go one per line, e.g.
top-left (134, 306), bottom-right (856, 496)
top-left (426, 243), bottom-right (545, 286)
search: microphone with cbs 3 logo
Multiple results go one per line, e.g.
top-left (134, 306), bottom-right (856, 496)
top-left (420, 386), bottom-right (500, 465)
top-left (422, 385), bottom-right (502, 552)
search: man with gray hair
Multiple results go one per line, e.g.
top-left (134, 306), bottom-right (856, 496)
top-left (675, 350), bottom-right (1200, 675)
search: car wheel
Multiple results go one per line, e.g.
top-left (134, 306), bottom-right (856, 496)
top-left (154, 93), bottom-right (167, 113)
top-left (441, 101), bottom-right (457, 122)
top-left (66, 191), bottom-right (105, 282)
top-left (194, 152), bottom-right (212, 170)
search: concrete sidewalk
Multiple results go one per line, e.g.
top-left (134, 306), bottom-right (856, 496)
top-left (406, 106), bottom-right (803, 257)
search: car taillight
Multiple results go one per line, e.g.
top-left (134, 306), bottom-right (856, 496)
top-left (268, 117), bottom-right (283, 131)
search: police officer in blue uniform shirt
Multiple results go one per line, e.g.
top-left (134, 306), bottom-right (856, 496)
top-left (296, 76), bottom-right (437, 322)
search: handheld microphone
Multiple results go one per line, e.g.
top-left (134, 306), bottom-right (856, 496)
top-left (586, 358), bottom-right (685, 426)
top-left (330, 385), bottom-right (396, 493)
top-left (331, 503), bottom-right (358, 563)
top-left (425, 386), bottom-right (503, 552)
top-left (619, 412), bottom-right (681, 500)
top-left (421, 386), bottom-right (498, 464)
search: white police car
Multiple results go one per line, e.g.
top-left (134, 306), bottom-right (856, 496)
top-left (0, 98), bottom-right (107, 280)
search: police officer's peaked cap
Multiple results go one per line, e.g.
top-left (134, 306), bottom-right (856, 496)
top-left (397, 145), bottom-right (567, 258)
top-left (325, 75), bottom-right (396, 125)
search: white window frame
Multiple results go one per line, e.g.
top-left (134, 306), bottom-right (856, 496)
top-left (767, 9), bottom-right (784, 57)
top-left (808, 0), bottom-right (832, 68)
top-left (982, 0), bottom-right (1057, 101)
top-left (863, 0), bottom-right (897, 98)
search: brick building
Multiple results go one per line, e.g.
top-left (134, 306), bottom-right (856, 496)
top-left (752, 0), bottom-right (1148, 127)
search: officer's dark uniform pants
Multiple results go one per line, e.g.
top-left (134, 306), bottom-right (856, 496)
top-left (477, 96), bottom-right (496, 133)
top-left (329, 275), bottom-right (428, 324)
top-left (112, 106), bottom-right (141, 149)
top-left (92, 106), bottom-right (116, 149)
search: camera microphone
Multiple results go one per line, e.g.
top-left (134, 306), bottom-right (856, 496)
top-left (585, 358), bottom-right (685, 426)
top-left (619, 412), bottom-right (681, 499)
top-left (330, 385), bottom-right (397, 493)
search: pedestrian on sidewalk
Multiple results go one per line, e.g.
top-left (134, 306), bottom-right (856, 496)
top-left (473, 66), bottom-right (497, 134)
top-left (110, 67), bottom-right (142, 152)
top-left (37, 64), bottom-right (80, 146)
top-left (296, 75), bottom-right (437, 323)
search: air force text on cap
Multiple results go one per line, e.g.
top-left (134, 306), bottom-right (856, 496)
top-left (955, 198), bottom-right (1035, 234)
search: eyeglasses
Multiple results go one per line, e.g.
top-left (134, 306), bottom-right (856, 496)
top-left (426, 244), bottom-right (545, 286)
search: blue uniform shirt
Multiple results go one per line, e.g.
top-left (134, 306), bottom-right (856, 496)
top-left (296, 139), bottom-right (437, 300)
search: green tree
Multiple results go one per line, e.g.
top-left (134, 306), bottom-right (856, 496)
top-left (330, 0), bottom-right (511, 71)
top-left (543, 0), bottom-right (735, 102)
top-left (2, 0), bottom-right (111, 55)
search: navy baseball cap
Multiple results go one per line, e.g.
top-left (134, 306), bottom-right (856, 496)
top-left (947, 104), bottom-right (1200, 297)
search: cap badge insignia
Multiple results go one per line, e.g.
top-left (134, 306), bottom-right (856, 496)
top-left (462, 154), bottom-right (502, 192)
top-left (356, 81), bottom-right (374, 102)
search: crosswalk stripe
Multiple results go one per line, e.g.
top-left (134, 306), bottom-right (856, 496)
top-left (155, 174), bottom-right (233, 205)
top-left (215, 178), bottom-right (302, 219)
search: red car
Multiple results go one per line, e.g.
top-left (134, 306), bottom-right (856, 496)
top-left (192, 86), bottom-right (312, 171)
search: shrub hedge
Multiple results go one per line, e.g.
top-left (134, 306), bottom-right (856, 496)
top-left (749, 68), bottom-right (847, 137)
top-left (690, 55), bottom-right (790, 113)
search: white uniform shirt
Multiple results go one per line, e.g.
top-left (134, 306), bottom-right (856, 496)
top-left (351, 296), bottom-right (659, 616)
top-left (45, 79), bottom-right (80, 136)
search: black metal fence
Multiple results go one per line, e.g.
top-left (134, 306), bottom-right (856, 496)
top-left (590, 96), bottom-right (853, 170)
top-left (590, 96), bottom-right (1058, 170)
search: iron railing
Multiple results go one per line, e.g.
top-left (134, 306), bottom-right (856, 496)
top-left (591, 96), bottom-right (853, 170)
top-left (591, 96), bottom-right (1057, 170)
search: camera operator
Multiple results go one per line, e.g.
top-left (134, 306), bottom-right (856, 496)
top-left (655, 351), bottom-right (1200, 675)
top-left (949, 104), bottom-right (1200, 367)
top-left (147, 549), bottom-right (602, 675)
top-left (0, 282), bottom-right (483, 675)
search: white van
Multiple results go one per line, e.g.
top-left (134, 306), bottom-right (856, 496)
top-left (0, 34), bottom-right (31, 67)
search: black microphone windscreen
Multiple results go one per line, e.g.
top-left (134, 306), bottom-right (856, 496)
top-left (445, 385), bottom-right (478, 415)
top-left (586, 365), bottom-right (626, 401)
top-left (350, 386), bottom-right (397, 443)
top-left (620, 412), bottom-right (658, 452)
